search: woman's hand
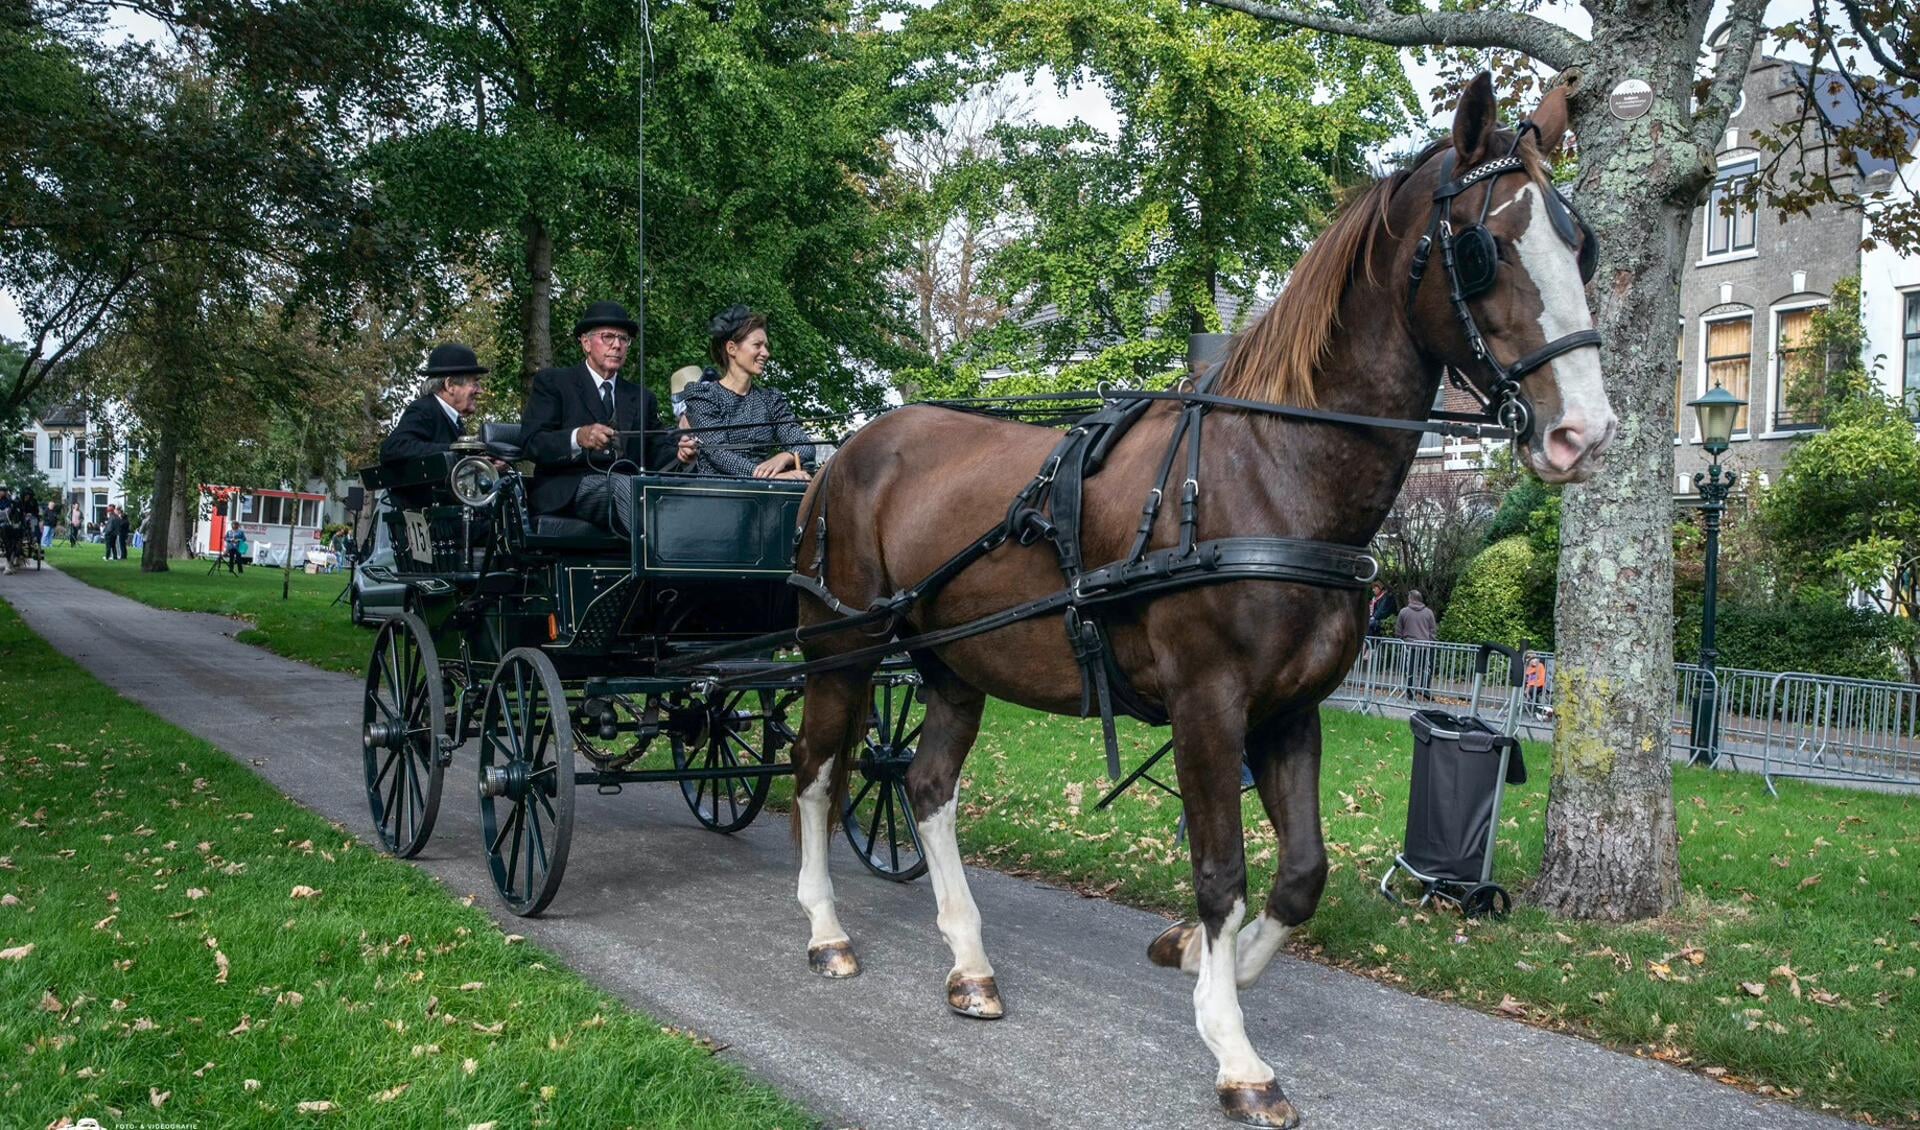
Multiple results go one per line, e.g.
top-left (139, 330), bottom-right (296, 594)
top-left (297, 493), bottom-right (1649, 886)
top-left (752, 452), bottom-right (800, 478)
top-left (773, 468), bottom-right (811, 481)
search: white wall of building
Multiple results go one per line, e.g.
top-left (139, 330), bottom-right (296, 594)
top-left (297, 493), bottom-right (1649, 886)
top-left (1860, 160), bottom-right (1920, 407)
top-left (22, 409), bottom-right (134, 526)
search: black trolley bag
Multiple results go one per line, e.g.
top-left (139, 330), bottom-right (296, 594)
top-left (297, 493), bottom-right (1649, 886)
top-left (1377, 641), bottom-right (1528, 919)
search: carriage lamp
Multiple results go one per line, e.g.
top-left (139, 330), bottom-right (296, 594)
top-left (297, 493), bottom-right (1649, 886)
top-left (450, 456), bottom-right (501, 508)
top-left (1684, 382), bottom-right (1744, 767)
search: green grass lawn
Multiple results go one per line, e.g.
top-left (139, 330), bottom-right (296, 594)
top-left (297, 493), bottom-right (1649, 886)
top-left (950, 701), bottom-right (1920, 1124)
top-left (0, 602), bottom-right (813, 1129)
top-left (42, 543), bottom-right (1920, 1120)
top-left (46, 543), bottom-right (368, 673)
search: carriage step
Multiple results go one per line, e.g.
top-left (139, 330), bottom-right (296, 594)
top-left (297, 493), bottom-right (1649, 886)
top-left (595, 783), bottom-right (623, 796)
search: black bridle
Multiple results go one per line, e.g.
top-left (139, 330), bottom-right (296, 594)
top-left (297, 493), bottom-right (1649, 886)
top-left (1406, 126), bottom-right (1602, 445)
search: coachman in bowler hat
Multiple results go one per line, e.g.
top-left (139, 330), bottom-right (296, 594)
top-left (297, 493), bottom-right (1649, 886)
top-left (380, 342), bottom-right (491, 464)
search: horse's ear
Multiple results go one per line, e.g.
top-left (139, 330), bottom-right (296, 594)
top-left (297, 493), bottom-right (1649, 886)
top-left (1452, 72), bottom-right (1498, 168)
top-left (1529, 71), bottom-right (1580, 154)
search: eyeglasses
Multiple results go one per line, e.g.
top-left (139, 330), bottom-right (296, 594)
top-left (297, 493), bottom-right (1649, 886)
top-left (591, 332), bottom-right (632, 347)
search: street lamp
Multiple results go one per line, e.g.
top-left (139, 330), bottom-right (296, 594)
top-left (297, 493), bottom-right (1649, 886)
top-left (1686, 383), bottom-right (1745, 766)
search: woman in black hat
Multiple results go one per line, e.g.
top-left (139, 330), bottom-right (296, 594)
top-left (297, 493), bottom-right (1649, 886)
top-left (681, 306), bottom-right (812, 480)
top-left (381, 343), bottom-right (490, 462)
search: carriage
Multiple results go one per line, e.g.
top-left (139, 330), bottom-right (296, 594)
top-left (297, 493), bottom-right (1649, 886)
top-left (354, 424), bottom-right (928, 916)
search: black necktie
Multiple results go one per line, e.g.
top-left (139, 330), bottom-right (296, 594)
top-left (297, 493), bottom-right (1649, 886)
top-left (600, 380), bottom-right (614, 421)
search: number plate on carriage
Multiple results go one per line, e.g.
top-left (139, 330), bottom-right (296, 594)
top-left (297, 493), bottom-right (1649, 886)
top-left (636, 477), bottom-right (806, 578)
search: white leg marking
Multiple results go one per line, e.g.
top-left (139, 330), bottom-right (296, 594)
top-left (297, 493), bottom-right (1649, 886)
top-left (1234, 914), bottom-right (1295, 989)
top-left (1194, 898), bottom-right (1276, 1086)
top-left (796, 773), bottom-right (848, 948)
top-left (919, 796), bottom-right (993, 978)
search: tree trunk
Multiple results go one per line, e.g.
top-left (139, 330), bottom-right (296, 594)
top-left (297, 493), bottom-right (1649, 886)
top-left (168, 459), bottom-right (192, 559)
top-left (520, 213), bottom-right (553, 388)
top-left (1531, 17), bottom-right (1719, 919)
top-left (141, 423), bottom-right (180, 573)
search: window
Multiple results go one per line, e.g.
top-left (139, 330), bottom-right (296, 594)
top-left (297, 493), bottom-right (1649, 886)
top-left (257, 495), bottom-right (283, 526)
top-left (91, 444), bottom-right (110, 478)
top-left (72, 436), bottom-right (86, 479)
top-left (16, 433), bottom-right (32, 469)
top-left (1904, 292), bottom-right (1920, 418)
top-left (1674, 332), bottom-right (1688, 438)
top-left (1703, 317), bottom-right (1753, 435)
top-left (91, 492), bottom-right (108, 526)
top-left (47, 435), bottom-right (62, 471)
top-left (1704, 162), bottom-right (1758, 257)
top-left (299, 499), bottom-right (321, 528)
top-left (238, 494), bottom-right (256, 521)
top-left (1774, 307), bottom-right (1825, 430)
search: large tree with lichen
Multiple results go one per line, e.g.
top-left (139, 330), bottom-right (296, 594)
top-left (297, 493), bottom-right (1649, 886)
top-left (1205, 0), bottom-right (1919, 918)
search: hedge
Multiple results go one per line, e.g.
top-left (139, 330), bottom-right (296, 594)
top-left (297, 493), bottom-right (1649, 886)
top-left (1437, 536), bottom-right (1546, 652)
top-left (1673, 597), bottom-right (1907, 682)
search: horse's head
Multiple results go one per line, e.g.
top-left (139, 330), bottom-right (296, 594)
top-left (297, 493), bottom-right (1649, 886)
top-left (1406, 75), bottom-right (1617, 483)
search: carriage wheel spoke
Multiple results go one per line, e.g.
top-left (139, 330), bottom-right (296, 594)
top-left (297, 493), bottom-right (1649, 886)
top-left (863, 786), bottom-right (886, 858)
top-left (506, 802), bottom-right (525, 894)
top-left (529, 800), bottom-right (549, 873)
top-left (489, 801), bottom-right (522, 858)
top-left (884, 784), bottom-right (903, 871)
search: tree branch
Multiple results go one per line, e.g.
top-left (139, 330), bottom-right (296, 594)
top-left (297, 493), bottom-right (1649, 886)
top-left (1196, 0), bottom-right (1586, 73)
top-left (1833, 0), bottom-right (1920, 82)
top-left (1691, 0), bottom-right (1772, 153)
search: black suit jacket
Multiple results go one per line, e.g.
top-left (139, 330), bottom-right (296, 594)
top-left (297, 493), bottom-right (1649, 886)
top-left (381, 393), bottom-right (465, 463)
top-left (519, 362), bottom-right (674, 514)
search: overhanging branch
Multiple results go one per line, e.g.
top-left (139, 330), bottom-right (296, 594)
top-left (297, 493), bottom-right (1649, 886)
top-left (1197, 0), bottom-right (1586, 72)
top-left (1691, 0), bottom-right (1772, 153)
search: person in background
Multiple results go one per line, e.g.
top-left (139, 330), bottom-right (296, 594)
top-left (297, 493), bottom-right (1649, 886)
top-left (1395, 588), bottom-right (1438, 700)
top-left (40, 502), bottom-right (57, 548)
top-left (1524, 654), bottom-right (1551, 719)
top-left (224, 522), bottom-right (249, 575)
top-left (682, 306), bottom-right (813, 479)
top-left (1366, 580), bottom-right (1397, 637)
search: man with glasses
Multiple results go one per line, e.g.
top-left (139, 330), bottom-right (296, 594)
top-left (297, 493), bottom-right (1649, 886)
top-left (519, 301), bottom-right (696, 534)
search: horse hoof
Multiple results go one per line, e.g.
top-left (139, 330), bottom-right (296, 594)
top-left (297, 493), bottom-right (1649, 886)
top-left (946, 972), bottom-right (1004, 1019)
top-left (1149, 922), bottom-right (1196, 970)
top-left (1217, 1080), bottom-right (1300, 1128)
top-left (807, 941), bottom-right (860, 978)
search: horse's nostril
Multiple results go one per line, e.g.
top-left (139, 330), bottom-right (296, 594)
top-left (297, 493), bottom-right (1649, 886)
top-left (1545, 423), bottom-right (1588, 471)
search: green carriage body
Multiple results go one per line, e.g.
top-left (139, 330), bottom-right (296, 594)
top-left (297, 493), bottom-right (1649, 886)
top-left (351, 440), bottom-right (923, 915)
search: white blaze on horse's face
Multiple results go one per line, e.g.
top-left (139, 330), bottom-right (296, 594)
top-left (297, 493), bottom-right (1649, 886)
top-left (1502, 183), bottom-right (1618, 482)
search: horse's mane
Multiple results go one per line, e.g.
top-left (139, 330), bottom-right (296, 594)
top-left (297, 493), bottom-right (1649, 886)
top-left (1210, 134), bottom-right (1551, 407)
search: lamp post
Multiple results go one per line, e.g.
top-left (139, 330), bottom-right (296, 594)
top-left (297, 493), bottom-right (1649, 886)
top-left (1686, 383), bottom-right (1745, 767)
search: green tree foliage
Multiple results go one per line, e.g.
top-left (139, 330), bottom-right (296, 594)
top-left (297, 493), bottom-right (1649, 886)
top-left (1437, 535), bottom-right (1547, 652)
top-left (1761, 394), bottom-right (1920, 680)
top-left (915, 0), bottom-right (1411, 393)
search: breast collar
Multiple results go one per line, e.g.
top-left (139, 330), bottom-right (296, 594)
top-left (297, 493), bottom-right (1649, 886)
top-left (1403, 127), bottom-right (1603, 445)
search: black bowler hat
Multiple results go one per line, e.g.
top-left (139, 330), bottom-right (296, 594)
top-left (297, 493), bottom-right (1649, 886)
top-left (421, 343), bottom-right (489, 377)
top-left (573, 300), bottom-right (639, 339)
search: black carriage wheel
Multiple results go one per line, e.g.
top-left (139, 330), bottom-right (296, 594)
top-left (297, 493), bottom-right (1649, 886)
top-left (478, 648), bottom-right (576, 917)
top-left (360, 613), bottom-right (446, 859)
top-left (670, 688), bottom-right (792, 833)
top-left (1461, 883), bottom-right (1512, 920)
top-left (841, 678), bottom-right (929, 882)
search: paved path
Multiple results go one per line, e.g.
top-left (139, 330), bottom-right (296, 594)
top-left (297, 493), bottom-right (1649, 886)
top-left (1, 566), bottom-right (1845, 1130)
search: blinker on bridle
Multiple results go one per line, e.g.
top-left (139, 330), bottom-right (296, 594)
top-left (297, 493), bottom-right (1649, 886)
top-left (1405, 122), bottom-right (1603, 445)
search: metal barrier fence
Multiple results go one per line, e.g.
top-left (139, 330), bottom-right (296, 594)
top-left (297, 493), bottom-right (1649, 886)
top-left (1328, 639), bottom-right (1920, 792)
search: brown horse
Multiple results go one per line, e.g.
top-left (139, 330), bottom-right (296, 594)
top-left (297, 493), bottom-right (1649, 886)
top-left (786, 75), bottom-right (1616, 1127)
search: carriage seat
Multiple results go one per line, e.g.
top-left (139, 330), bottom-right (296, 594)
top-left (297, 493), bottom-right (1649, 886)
top-left (480, 422), bottom-right (524, 460)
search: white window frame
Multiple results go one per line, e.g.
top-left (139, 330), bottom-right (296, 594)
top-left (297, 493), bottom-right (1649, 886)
top-left (1764, 299), bottom-right (1828, 437)
top-left (1697, 309), bottom-right (1757, 441)
top-left (1699, 156), bottom-right (1760, 265)
top-left (1902, 289), bottom-right (1920, 419)
top-left (47, 434), bottom-right (63, 472)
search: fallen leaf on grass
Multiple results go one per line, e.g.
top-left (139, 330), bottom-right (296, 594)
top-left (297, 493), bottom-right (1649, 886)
top-left (289, 886), bottom-right (321, 900)
top-left (244, 1079), bottom-right (262, 1092)
top-left (41, 990), bottom-right (62, 1013)
top-left (0, 894), bottom-right (17, 907)
top-left (276, 990), bottom-right (303, 1008)
top-left (193, 1062), bottom-right (216, 1078)
top-left (1797, 873), bottom-right (1823, 890)
top-left (459, 981), bottom-right (485, 992)
top-left (0, 943), bottom-right (34, 961)
top-left (1495, 994), bottom-right (1527, 1017)
top-left (150, 1087), bottom-right (169, 1109)
top-left (186, 888), bottom-right (207, 900)
top-left (228, 1015), bottom-right (252, 1036)
top-left (471, 1020), bottom-right (504, 1035)
top-left (1771, 964), bottom-right (1803, 999)
top-left (503, 934), bottom-right (523, 945)
top-left (296, 1100), bottom-right (334, 1113)
top-left (1740, 982), bottom-right (1767, 998)
top-left (467, 1123), bottom-right (496, 1130)
top-left (1647, 961), bottom-right (1673, 981)
top-left (93, 914), bottom-right (116, 931)
top-left (373, 1083), bottom-right (409, 1103)
top-left (539, 1085), bottom-right (556, 1101)
top-left (462, 1057), bottom-right (477, 1076)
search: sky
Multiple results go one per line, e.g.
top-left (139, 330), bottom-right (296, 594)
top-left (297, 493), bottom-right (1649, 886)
top-left (0, 0), bottom-right (1810, 347)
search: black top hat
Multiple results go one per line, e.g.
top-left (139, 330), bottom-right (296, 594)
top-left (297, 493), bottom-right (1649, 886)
top-left (573, 300), bottom-right (639, 339)
top-left (421, 343), bottom-right (489, 377)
